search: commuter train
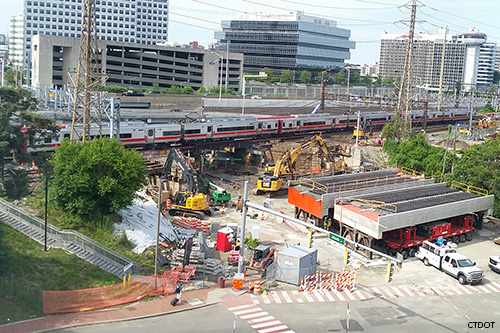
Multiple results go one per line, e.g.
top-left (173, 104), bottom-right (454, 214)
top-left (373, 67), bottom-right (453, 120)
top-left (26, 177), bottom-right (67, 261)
top-left (33, 108), bottom-right (472, 151)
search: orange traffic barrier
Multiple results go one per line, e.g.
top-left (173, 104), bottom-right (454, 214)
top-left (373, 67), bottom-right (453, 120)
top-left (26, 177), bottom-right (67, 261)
top-left (190, 218), bottom-right (196, 229)
top-left (202, 223), bottom-right (209, 233)
top-left (254, 280), bottom-right (261, 295)
top-left (166, 199), bottom-right (171, 209)
top-left (196, 219), bottom-right (202, 230)
top-left (232, 278), bottom-right (243, 291)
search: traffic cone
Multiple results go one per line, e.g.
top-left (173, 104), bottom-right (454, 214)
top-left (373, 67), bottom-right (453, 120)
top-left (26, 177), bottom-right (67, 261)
top-left (20, 162), bottom-right (24, 170)
top-left (261, 212), bottom-right (264, 220)
top-left (299, 278), bottom-right (304, 292)
top-left (31, 161), bottom-right (36, 171)
top-left (248, 279), bottom-right (253, 293)
top-left (221, 204), bottom-right (225, 214)
top-left (181, 211), bottom-right (186, 221)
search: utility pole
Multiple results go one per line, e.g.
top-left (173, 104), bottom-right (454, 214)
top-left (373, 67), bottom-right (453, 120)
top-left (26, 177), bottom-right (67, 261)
top-left (397, 0), bottom-right (421, 140)
top-left (69, 0), bottom-right (107, 142)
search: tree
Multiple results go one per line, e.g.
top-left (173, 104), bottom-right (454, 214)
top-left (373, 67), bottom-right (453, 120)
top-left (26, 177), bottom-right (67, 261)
top-left (50, 138), bottom-right (147, 223)
top-left (334, 71), bottom-right (346, 84)
top-left (280, 70), bottom-right (293, 84)
top-left (299, 70), bottom-right (312, 84)
top-left (479, 103), bottom-right (495, 114)
top-left (349, 71), bottom-right (360, 84)
top-left (197, 87), bottom-right (207, 94)
top-left (493, 70), bottom-right (500, 84)
top-left (0, 87), bottom-right (59, 198)
top-left (182, 86), bottom-right (194, 94)
top-left (448, 140), bottom-right (500, 217)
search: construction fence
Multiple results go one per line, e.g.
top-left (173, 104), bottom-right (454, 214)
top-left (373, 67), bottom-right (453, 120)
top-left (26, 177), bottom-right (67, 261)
top-left (43, 266), bottom-right (196, 314)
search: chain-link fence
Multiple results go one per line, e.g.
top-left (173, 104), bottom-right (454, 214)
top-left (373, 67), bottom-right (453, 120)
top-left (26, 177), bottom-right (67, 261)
top-left (0, 272), bottom-right (43, 317)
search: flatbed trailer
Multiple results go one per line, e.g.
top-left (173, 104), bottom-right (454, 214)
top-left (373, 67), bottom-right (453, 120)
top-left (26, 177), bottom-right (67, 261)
top-left (382, 215), bottom-right (474, 258)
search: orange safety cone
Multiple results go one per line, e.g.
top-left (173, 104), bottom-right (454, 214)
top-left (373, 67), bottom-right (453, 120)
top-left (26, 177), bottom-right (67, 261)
top-left (31, 161), bottom-right (36, 171)
top-left (221, 204), bottom-right (225, 214)
top-left (181, 211), bottom-right (186, 222)
top-left (299, 278), bottom-right (304, 292)
top-left (261, 212), bottom-right (264, 220)
top-left (254, 280), bottom-right (261, 295)
top-left (20, 162), bottom-right (24, 170)
top-left (248, 279), bottom-right (253, 293)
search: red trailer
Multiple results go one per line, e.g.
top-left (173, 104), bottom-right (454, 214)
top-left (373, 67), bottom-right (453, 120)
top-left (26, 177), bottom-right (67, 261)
top-left (382, 215), bottom-right (474, 259)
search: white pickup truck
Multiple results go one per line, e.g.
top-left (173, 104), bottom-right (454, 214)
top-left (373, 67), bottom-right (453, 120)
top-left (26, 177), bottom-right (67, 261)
top-left (416, 240), bottom-right (483, 285)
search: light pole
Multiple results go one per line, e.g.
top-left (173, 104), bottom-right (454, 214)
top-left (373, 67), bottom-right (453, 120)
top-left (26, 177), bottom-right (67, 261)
top-left (155, 180), bottom-right (166, 288)
top-left (241, 72), bottom-right (268, 115)
top-left (128, 76), bottom-right (140, 87)
top-left (345, 67), bottom-right (352, 113)
top-left (211, 52), bottom-right (224, 100)
top-left (44, 175), bottom-right (53, 252)
top-left (225, 42), bottom-right (229, 91)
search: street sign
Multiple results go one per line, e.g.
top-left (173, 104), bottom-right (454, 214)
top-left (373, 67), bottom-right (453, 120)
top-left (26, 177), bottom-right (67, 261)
top-left (329, 232), bottom-right (345, 245)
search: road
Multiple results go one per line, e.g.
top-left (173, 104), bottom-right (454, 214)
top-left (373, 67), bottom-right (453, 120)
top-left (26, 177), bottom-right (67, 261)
top-left (58, 290), bottom-right (499, 333)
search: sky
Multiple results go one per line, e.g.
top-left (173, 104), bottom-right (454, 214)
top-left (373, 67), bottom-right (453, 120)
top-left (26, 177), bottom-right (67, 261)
top-left (1, 0), bottom-right (499, 65)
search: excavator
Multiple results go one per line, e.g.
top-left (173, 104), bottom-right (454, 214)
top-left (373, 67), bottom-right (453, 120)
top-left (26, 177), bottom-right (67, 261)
top-left (255, 135), bottom-right (346, 195)
top-left (161, 149), bottom-right (214, 219)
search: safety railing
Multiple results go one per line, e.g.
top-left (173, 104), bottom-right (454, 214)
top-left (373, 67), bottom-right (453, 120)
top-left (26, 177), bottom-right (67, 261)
top-left (338, 197), bottom-right (397, 214)
top-left (450, 181), bottom-right (489, 196)
top-left (399, 166), bottom-right (423, 177)
top-left (298, 178), bottom-right (328, 194)
top-left (0, 198), bottom-right (138, 274)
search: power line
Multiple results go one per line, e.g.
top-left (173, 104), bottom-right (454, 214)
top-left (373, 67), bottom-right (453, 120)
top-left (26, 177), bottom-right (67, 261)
top-left (170, 12), bottom-right (221, 25)
top-left (280, 0), bottom-right (396, 10)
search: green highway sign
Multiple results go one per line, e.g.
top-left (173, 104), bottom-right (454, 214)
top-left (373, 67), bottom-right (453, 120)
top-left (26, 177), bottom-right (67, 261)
top-left (329, 233), bottom-right (345, 245)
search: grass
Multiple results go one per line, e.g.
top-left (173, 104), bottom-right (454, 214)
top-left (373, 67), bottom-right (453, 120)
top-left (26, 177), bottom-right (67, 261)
top-left (23, 191), bottom-right (157, 275)
top-left (0, 222), bottom-right (120, 324)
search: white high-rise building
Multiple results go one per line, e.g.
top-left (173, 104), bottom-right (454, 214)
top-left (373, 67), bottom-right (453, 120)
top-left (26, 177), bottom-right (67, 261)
top-left (10, 0), bottom-right (169, 72)
top-left (379, 28), bottom-right (496, 91)
top-left (8, 14), bottom-right (25, 69)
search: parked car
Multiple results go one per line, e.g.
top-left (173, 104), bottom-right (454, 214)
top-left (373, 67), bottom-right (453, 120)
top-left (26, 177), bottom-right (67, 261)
top-left (122, 91), bottom-right (144, 96)
top-left (169, 109), bottom-right (183, 112)
top-left (488, 255), bottom-right (500, 273)
top-left (251, 95), bottom-right (262, 100)
top-left (146, 91), bottom-right (161, 95)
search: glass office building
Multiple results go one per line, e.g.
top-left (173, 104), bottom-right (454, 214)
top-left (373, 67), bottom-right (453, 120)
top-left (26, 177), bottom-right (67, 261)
top-left (215, 11), bottom-right (355, 75)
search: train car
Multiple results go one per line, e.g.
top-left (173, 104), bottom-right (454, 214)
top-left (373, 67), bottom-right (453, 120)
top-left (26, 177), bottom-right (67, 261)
top-left (206, 117), bottom-right (259, 140)
top-left (276, 116), bottom-right (300, 134)
top-left (294, 114), bottom-right (335, 133)
top-left (181, 122), bottom-right (209, 141)
top-left (255, 117), bottom-right (280, 136)
top-left (143, 123), bottom-right (182, 145)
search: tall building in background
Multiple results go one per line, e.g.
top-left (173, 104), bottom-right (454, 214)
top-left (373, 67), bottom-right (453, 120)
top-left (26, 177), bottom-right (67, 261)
top-left (9, 0), bottom-right (169, 74)
top-left (379, 28), bottom-right (496, 91)
top-left (8, 14), bottom-right (25, 68)
top-left (215, 11), bottom-right (355, 75)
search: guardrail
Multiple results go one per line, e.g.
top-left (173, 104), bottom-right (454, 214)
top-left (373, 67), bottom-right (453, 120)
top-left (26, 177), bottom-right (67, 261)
top-left (450, 181), bottom-right (489, 196)
top-left (0, 198), bottom-right (139, 274)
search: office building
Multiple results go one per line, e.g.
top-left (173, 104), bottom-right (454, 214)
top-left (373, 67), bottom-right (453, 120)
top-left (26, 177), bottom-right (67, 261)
top-left (379, 28), bottom-right (496, 91)
top-left (215, 11), bottom-right (355, 75)
top-left (32, 34), bottom-right (244, 91)
top-left (10, 0), bottom-right (169, 70)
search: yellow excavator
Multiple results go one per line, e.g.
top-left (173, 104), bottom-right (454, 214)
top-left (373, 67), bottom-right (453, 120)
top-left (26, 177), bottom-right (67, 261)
top-left (255, 135), bottom-right (345, 195)
top-left (161, 149), bottom-right (214, 219)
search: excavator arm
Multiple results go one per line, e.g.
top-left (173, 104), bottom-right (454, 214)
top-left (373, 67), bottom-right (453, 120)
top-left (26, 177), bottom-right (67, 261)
top-left (161, 148), bottom-right (197, 193)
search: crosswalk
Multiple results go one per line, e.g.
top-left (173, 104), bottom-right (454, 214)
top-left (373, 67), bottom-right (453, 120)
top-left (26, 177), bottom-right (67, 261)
top-left (248, 281), bottom-right (500, 305)
top-left (227, 304), bottom-right (294, 333)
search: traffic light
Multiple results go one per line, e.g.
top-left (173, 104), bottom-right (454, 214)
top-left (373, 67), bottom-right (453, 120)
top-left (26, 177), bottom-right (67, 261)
top-left (344, 250), bottom-right (350, 266)
top-left (386, 260), bottom-right (395, 283)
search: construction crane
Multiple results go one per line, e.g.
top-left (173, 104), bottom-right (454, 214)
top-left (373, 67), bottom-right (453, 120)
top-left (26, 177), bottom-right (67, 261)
top-left (255, 135), bottom-right (346, 195)
top-left (69, 0), bottom-right (107, 142)
top-left (160, 149), bottom-right (214, 219)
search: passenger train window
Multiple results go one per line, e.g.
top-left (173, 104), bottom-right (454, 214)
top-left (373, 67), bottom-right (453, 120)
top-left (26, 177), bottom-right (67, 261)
top-left (185, 129), bottom-right (201, 134)
top-left (148, 129), bottom-right (154, 136)
top-left (267, 125), bottom-right (271, 129)
top-left (63, 133), bottom-right (70, 138)
top-left (207, 126), bottom-right (212, 133)
top-left (44, 137), bottom-right (52, 144)
top-left (162, 131), bottom-right (178, 136)
top-left (120, 133), bottom-right (132, 139)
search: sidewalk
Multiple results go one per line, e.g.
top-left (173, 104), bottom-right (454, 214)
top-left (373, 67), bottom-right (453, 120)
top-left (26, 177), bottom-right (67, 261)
top-left (0, 283), bottom-right (248, 333)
